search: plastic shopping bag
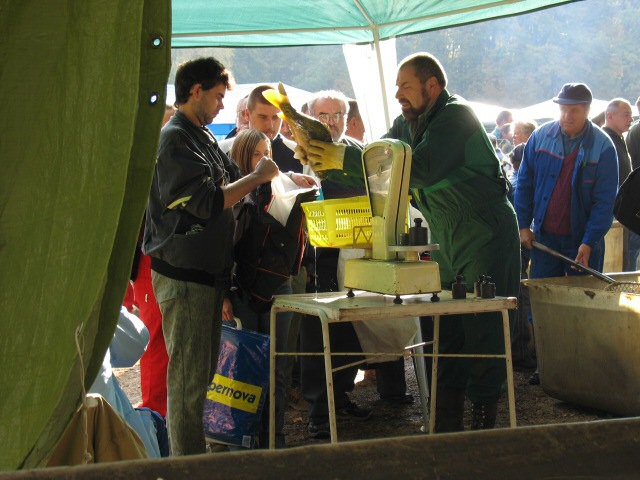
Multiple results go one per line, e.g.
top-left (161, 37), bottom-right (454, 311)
top-left (203, 321), bottom-right (270, 448)
top-left (266, 173), bottom-right (317, 226)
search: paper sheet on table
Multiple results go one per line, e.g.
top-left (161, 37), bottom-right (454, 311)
top-left (337, 250), bottom-right (419, 363)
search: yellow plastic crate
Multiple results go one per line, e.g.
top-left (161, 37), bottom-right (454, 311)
top-left (301, 196), bottom-right (372, 248)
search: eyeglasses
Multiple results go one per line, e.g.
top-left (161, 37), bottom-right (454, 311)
top-left (318, 112), bottom-right (345, 123)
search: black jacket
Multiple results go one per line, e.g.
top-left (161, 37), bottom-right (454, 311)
top-left (143, 111), bottom-right (241, 283)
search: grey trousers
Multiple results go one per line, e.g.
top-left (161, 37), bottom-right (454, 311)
top-left (151, 271), bottom-right (225, 456)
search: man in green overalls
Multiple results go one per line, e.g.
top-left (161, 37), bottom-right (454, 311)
top-left (301, 52), bottom-right (520, 431)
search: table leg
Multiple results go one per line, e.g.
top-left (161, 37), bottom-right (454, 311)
top-left (411, 317), bottom-right (430, 432)
top-left (502, 308), bottom-right (517, 427)
top-left (428, 315), bottom-right (440, 434)
top-left (269, 307), bottom-right (278, 449)
top-left (319, 313), bottom-right (338, 443)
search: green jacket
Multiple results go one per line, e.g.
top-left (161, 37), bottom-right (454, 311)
top-left (327, 89), bottom-right (520, 295)
top-left (337, 89), bottom-right (509, 227)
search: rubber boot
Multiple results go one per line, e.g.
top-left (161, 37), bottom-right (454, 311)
top-left (470, 402), bottom-right (498, 430)
top-left (434, 388), bottom-right (465, 433)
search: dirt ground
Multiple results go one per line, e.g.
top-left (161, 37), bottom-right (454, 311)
top-left (114, 357), bottom-right (617, 448)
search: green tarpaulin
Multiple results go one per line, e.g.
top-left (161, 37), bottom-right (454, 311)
top-left (0, 1), bottom-right (171, 470)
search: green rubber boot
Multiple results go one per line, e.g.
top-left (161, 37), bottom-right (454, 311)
top-left (434, 388), bottom-right (465, 433)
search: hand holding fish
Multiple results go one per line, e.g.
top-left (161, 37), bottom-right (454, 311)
top-left (293, 145), bottom-right (308, 164)
top-left (306, 139), bottom-right (346, 172)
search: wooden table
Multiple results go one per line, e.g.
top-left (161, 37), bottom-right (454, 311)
top-left (268, 290), bottom-right (517, 448)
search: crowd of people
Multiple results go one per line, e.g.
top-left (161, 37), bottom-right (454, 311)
top-left (105, 53), bottom-right (638, 457)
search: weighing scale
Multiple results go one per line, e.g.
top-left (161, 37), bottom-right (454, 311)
top-left (343, 139), bottom-right (441, 303)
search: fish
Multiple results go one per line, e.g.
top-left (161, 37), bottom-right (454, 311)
top-left (262, 82), bottom-right (332, 164)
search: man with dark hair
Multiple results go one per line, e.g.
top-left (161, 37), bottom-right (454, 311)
top-left (492, 109), bottom-right (514, 140)
top-left (220, 84), bottom-right (302, 174)
top-left (345, 98), bottom-right (366, 142)
top-left (301, 52), bottom-right (521, 432)
top-left (143, 57), bottom-right (278, 456)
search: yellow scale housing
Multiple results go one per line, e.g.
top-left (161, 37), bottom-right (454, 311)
top-left (342, 139), bottom-right (440, 301)
top-left (301, 140), bottom-right (441, 301)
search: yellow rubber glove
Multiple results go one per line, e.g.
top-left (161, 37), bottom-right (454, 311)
top-left (293, 145), bottom-right (308, 164)
top-left (307, 139), bottom-right (346, 172)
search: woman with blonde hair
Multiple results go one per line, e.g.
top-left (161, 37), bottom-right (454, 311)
top-left (230, 128), bottom-right (272, 177)
top-left (224, 128), bottom-right (315, 449)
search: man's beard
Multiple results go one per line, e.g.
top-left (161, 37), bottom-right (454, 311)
top-left (402, 106), bottom-right (422, 122)
top-left (402, 85), bottom-right (430, 122)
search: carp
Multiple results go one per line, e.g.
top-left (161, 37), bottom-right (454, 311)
top-left (262, 82), bottom-right (332, 163)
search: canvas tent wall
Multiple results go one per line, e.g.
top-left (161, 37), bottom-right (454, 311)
top-left (1, 0), bottom-right (577, 471)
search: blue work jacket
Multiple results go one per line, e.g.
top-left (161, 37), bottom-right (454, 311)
top-left (514, 120), bottom-right (618, 254)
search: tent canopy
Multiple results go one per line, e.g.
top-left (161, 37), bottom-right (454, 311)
top-left (171, 0), bottom-right (577, 47)
top-left (172, 0), bottom-right (579, 136)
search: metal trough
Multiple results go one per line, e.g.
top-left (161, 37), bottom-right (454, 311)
top-left (525, 272), bottom-right (640, 416)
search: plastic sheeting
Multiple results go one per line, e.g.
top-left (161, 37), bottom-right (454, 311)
top-left (0, 1), bottom-right (171, 470)
top-left (343, 39), bottom-right (400, 141)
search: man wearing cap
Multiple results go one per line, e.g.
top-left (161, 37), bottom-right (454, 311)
top-left (515, 83), bottom-right (617, 278)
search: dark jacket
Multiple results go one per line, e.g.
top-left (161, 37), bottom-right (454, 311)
top-left (143, 111), bottom-right (241, 282)
top-left (271, 134), bottom-right (302, 173)
top-left (602, 125), bottom-right (631, 185)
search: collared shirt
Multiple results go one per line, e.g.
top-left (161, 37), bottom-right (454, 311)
top-left (561, 123), bottom-right (587, 157)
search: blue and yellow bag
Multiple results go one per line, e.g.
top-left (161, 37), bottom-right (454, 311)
top-left (203, 321), bottom-right (270, 448)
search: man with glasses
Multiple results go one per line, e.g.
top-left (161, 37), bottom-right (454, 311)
top-left (301, 90), bottom-right (370, 439)
top-left (301, 90), bottom-right (412, 439)
top-left (300, 53), bottom-right (521, 432)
